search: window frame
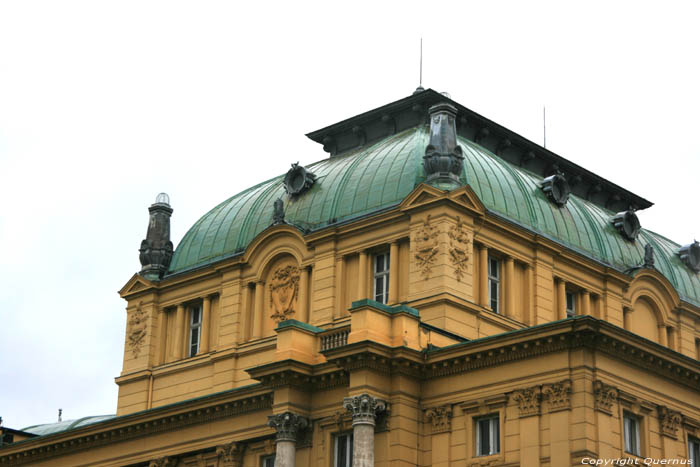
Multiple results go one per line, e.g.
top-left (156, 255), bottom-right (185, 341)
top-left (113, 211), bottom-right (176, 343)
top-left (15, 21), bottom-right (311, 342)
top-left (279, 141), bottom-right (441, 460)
top-left (188, 304), bottom-right (202, 358)
top-left (623, 412), bottom-right (642, 457)
top-left (565, 290), bottom-right (576, 318)
top-left (260, 454), bottom-right (275, 467)
top-left (689, 436), bottom-right (700, 464)
top-left (487, 256), bottom-right (500, 313)
top-left (373, 251), bottom-right (390, 304)
top-left (333, 432), bottom-right (353, 467)
top-left (475, 414), bottom-right (500, 457)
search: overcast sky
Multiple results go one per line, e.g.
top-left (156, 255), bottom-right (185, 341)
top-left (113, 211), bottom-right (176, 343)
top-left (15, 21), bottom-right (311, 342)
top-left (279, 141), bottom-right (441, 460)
top-left (1, 1), bottom-right (698, 430)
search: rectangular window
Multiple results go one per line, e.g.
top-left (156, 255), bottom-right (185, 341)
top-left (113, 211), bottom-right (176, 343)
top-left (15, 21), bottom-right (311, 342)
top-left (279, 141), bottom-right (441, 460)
top-left (373, 252), bottom-right (390, 304)
top-left (689, 437), bottom-right (700, 464)
top-left (189, 305), bottom-right (202, 357)
top-left (623, 413), bottom-right (641, 456)
top-left (261, 455), bottom-right (275, 467)
top-left (334, 433), bottom-right (353, 467)
top-left (475, 415), bottom-right (500, 456)
top-left (566, 291), bottom-right (576, 318)
top-left (488, 257), bottom-right (500, 313)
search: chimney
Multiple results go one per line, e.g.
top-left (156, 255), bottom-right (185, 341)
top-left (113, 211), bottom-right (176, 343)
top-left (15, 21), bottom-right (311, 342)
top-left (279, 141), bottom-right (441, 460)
top-left (423, 103), bottom-right (464, 187)
top-left (139, 193), bottom-right (174, 279)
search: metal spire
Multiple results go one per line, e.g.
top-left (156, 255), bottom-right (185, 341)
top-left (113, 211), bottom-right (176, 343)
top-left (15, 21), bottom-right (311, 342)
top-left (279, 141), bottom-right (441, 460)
top-left (414, 38), bottom-right (425, 94)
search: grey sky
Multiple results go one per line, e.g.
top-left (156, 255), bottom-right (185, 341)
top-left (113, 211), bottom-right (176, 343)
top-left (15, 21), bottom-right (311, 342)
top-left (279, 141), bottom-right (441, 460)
top-left (1, 1), bottom-right (698, 429)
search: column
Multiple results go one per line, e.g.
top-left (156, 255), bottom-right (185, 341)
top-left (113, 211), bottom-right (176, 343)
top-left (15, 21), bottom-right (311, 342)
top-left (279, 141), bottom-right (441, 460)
top-left (344, 393), bottom-right (387, 467)
top-left (267, 412), bottom-right (308, 467)
top-left (667, 327), bottom-right (676, 351)
top-left (298, 267), bottom-right (309, 323)
top-left (358, 251), bottom-right (368, 300)
top-left (658, 324), bottom-right (668, 346)
top-left (479, 245), bottom-right (489, 308)
top-left (556, 279), bottom-right (566, 320)
top-left (158, 309), bottom-right (168, 365)
top-left (238, 283), bottom-right (250, 344)
top-left (253, 281), bottom-right (265, 339)
top-left (623, 307), bottom-right (632, 330)
top-left (335, 256), bottom-right (345, 319)
top-left (388, 242), bottom-right (399, 305)
top-left (525, 264), bottom-right (534, 325)
top-left (173, 304), bottom-right (185, 360)
top-left (581, 291), bottom-right (590, 316)
top-left (505, 257), bottom-right (515, 318)
top-left (201, 296), bottom-right (211, 353)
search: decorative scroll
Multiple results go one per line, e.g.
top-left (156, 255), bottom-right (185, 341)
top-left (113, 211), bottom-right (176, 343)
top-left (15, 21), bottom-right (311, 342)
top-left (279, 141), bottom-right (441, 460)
top-left (511, 386), bottom-right (541, 417)
top-left (216, 442), bottom-right (245, 467)
top-left (414, 215), bottom-right (439, 279)
top-left (542, 380), bottom-right (572, 411)
top-left (448, 216), bottom-right (471, 281)
top-left (593, 381), bottom-right (618, 414)
top-left (269, 265), bottom-right (300, 322)
top-left (425, 405), bottom-right (452, 433)
top-left (658, 406), bottom-right (682, 438)
top-left (127, 302), bottom-right (147, 358)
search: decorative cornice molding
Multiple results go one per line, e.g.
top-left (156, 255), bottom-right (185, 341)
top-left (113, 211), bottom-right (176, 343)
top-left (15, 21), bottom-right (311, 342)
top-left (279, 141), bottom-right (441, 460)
top-left (0, 393), bottom-right (272, 466)
top-left (425, 405), bottom-right (452, 433)
top-left (593, 380), bottom-right (618, 415)
top-left (658, 406), bottom-right (683, 439)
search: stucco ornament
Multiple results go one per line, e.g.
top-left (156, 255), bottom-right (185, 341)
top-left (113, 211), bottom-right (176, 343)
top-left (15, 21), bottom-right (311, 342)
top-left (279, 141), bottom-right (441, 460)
top-left (448, 216), bottom-right (471, 281)
top-left (414, 215), bottom-right (439, 279)
top-left (658, 406), bottom-right (682, 438)
top-left (425, 405), bottom-right (452, 433)
top-left (541, 380), bottom-right (571, 411)
top-left (216, 441), bottom-right (245, 467)
top-left (283, 162), bottom-right (317, 196)
top-left (511, 386), bottom-right (541, 417)
top-left (593, 381), bottom-right (618, 414)
top-left (267, 412), bottom-right (309, 442)
top-left (269, 265), bottom-right (300, 322)
top-left (127, 302), bottom-right (147, 358)
top-left (344, 393), bottom-right (387, 426)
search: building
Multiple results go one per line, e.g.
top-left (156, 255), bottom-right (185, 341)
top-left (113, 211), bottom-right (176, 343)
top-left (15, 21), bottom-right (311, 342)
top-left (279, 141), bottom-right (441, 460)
top-left (1, 88), bottom-right (699, 466)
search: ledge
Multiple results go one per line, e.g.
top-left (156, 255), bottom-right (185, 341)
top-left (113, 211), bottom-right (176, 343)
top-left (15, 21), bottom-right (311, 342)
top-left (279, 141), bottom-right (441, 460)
top-left (349, 299), bottom-right (419, 317)
top-left (275, 319), bottom-right (325, 334)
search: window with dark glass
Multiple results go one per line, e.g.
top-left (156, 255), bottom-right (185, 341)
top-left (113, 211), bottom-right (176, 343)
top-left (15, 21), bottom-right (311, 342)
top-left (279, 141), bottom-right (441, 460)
top-left (623, 412), bottom-right (641, 456)
top-left (373, 252), bottom-right (390, 304)
top-left (334, 433), bottom-right (353, 467)
top-left (488, 257), bottom-right (500, 313)
top-left (566, 291), bottom-right (576, 318)
top-left (189, 305), bottom-right (202, 357)
top-left (690, 437), bottom-right (700, 464)
top-left (475, 414), bottom-right (499, 456)
top-left (261, 454), bottom-right (275, 467)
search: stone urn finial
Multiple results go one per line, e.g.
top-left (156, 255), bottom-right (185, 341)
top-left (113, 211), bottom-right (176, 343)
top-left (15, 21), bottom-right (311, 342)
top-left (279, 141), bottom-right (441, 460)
top-left (423, 102), bottom-right (464, 187)
top-left (138, 193), bottom-right (174, 279)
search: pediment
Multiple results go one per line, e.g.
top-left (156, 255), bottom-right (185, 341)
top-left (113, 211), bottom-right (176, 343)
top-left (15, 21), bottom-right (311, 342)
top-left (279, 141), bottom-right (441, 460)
top-left (400, 183), bottom-right (485, 216)
top-left (448, 185), bottom-right (486, 216)
top-left (119, 274), bottom-right (156, 298)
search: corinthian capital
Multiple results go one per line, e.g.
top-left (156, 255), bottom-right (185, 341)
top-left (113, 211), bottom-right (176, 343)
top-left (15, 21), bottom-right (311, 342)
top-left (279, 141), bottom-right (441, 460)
top-left (267, 412), bottom-right (309, 443)
top-left (343, 393), bottom-right (387, 426)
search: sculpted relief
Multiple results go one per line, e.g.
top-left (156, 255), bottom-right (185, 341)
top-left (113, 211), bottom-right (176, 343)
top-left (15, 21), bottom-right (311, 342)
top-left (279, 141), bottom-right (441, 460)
top-left (414, 215), bottom-right (439, 279)
top-left (269, 264), bottom-right (300, 323)
top-left (448, 216), bottom-right (471, 281)
top-left (127, 301), bottom-right (147, 358)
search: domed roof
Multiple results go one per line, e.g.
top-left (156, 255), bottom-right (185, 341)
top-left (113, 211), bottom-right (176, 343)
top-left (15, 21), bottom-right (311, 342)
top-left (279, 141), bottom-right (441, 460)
top-left (167, 95), bottom-right (699, 307)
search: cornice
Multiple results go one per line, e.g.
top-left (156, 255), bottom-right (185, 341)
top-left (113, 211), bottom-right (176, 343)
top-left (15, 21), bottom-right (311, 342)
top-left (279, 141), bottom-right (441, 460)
top-left (247, 360), bottom-right (349, 392)
top-left (0, 391), bottom-right (272, 466)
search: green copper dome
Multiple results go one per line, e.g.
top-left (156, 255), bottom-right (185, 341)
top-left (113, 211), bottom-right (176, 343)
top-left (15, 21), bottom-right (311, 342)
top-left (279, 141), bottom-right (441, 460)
top-left (167, 109), bottom-right (699, 307)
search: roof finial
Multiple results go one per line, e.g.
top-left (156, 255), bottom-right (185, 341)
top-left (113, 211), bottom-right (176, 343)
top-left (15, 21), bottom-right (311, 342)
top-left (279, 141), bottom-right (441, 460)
top-left (543, 106), bottom-right (547, 148)
top-left (413, 38), bottom-right (425, 95)
top-left (58, 408), bottom-right (62, 422)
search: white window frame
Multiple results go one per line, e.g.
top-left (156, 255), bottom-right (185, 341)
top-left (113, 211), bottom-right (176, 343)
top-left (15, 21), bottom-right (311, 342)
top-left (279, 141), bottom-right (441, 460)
top-left (475, 414), bottom-right (500, 456)
top-left (334, 432), bottom-right (353, 467)
top-left (488, 257), bottom-right (500, 313)
top-left (373, 251), bottom-right (390, 304)
top-left (566, 290), bottom-right (576, 318)
top-left (623, 412), bottom-right (641, 456)
top-left (689, 436), bottom-right (699, 464)
top-left (188, 304), bottom-right (202, 358)
top-left (260, 454), bottom-right (275, 467)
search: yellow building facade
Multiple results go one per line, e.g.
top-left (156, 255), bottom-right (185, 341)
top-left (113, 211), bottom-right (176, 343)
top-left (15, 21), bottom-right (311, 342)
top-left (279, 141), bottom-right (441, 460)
top-left (2, 89), bottom-right (699, 466)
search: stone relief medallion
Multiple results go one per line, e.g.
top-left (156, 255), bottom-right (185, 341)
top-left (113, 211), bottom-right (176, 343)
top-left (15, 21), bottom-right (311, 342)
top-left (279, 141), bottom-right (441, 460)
top-left (127, 302), bottom-right (147, 358)
top-left (414, 215), bottom-right (439, 279)
top-left (269, 264), bottom-right (300, 322)
top-left (448, 216), bottom-right (471, 281)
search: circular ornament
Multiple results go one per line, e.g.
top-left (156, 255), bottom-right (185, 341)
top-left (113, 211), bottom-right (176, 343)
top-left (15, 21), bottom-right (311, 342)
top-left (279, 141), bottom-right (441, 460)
top-left (679, 241), bottom-right (700, 273)
top-left (283, 162), bottom-right (317, 196)
top-left (540, 174), bottom-right (571, 207)
top-left (611, 210), bottom-right (641, 241)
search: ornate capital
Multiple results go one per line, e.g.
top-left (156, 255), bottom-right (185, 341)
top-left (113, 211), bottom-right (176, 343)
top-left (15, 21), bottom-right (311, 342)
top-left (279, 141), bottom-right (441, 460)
top-left (593, 381), bottom-right (618, 415)
top-left (425, 405), bottom-right (452, 434)
top-left (511, 386), bottom-right (541, 417)
top-left (344, 393), bottom-right (387, 426)
top-left (267, 412), bottom-right (309, 443)
top-left (216, 441), bottom-right (245, 467)
top-left (148, 457), bottom-right (173, 467)
top-left (542, 380), bottom-right (572, 412)
top-left (658, 406), bottom-right (682, 439)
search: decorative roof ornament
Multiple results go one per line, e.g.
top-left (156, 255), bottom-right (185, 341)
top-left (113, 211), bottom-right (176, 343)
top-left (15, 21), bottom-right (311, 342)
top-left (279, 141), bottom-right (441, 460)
top-left (283, 162), bottom-right (317, 196)
top-left (139, 193), bottom-right (174, 279)
top-left (679, 241), bottom-right (700, 273)
top-left (272, 198), bottom-right (285, 225)
top-left (643, 244), bottom-right (655, 269)
top-left (611, 209), bottom-right (641, 241)
top-left (423, 103), bottom-right (464, 187)
top-left (540, 173), bottom-right (571, 207)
